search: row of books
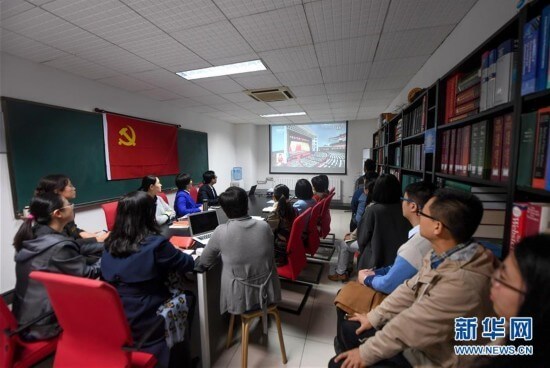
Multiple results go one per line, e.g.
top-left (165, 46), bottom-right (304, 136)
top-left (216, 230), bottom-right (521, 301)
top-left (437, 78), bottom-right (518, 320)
top-left (400, 144), bottom-right (424, 171)
top-left (517, 106), bottom-right (550, 190)
top-left (510, 202), bottom-right (550, 252)
top-left (443, 180), bottom-right (507, 240)
top-left (373, 130), bottom-right (387, 148)
top-left (393, 118), bottom-right (402, 141)
top-left (400, 174), bottom-right (422, 192)
top-left (444, 70), bottom-right (481, 124)
top-left (521, 5), bottom-right (550, 95)
top-left (402, 95), bottom-right (428, 137)
top-left (440, 113), bottom-right (513, 180)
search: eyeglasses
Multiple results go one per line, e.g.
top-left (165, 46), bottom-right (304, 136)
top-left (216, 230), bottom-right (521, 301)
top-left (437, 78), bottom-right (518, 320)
top-left (417, 208), bottom-right (449, 229)
top-left (400, 196), bottom-right (415, 204)
top-left (491, 266), bottom-right (526, 295)
top-left (51, 203), bottom-right (74, 214)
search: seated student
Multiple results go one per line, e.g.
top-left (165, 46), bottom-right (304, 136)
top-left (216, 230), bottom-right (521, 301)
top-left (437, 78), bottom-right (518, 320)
top-left (353, 180), bottom-right (375, 230)
top-left (312, 175), bottom-right (330, 202)
top-left (174, 173), bottom-right (202, 218)
top-left (331, 188), bottom-right (496, 368)
top-left (102, 191), bottom-right (195, 368)
top-left (197, 170), bottom-right (219, 206)
top-left (356, 174), bottom-right (411, 271)
top-left (197, 187), bottom-right (281, 324)
top-left (469, 234), bottom-right (550, 368)
top-left (293, 179), bottom-right (316, 214)
top-left (12, 193), bottom-right (101, 341)
top-left (354, 159), bottom-right (378, 191)
top-left (35, 174), bottom-right (107, 258)
top-left (139, 175), bottom-right (175, 226)
top-left (266, 184), bottom-right (296, 266)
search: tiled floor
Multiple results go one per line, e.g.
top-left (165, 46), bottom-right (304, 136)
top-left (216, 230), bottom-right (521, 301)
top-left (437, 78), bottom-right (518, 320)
top-left (213, 209), bottom-right (351, 368)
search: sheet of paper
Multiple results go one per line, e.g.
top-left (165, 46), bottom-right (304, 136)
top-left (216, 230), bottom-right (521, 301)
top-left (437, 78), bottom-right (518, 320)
top-left (251, 216), bottom-right (264, 221)
top-left (182, 249), bottom-right (194, 254)
top-left (192, 254), bottom-right (199, 260)
top-left (262, 206), bottom-right (275, 213)
top-left (266, 199), bottom-right (274, 204)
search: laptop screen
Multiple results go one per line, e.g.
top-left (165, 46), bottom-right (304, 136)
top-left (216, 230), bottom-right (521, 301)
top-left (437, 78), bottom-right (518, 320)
top-left (188, 211), bottom-right (219, 236)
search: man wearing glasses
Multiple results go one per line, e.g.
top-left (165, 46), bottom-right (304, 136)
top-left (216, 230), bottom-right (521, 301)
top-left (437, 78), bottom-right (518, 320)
top-left (330, 188), bottom-right (497, 368)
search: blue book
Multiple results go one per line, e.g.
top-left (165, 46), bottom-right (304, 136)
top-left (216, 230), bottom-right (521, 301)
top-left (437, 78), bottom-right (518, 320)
top-left (522, 16), bottom-right (540, 96)
top-left (537, 6), bottom-right (550, 91)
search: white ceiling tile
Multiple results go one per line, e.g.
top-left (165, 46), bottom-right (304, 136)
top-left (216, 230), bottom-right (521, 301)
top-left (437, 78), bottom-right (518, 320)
top-left (360, 97), bottom-right (392, 108)
top-left (315, 35), bottom-right (378, 67)
top-left (363, 89), bottom-right (400, 100)
top-left (189, 93), bottom-right (229, 105)
top-left (215, 103), bottom-right (248, 112)
top-left (357, 105), bottom-right (388, 119)
top-left (169, 82), bottom-right (213, 98)
top-left (305, 0), bottom-right (389, 42)
top-left (187, 105), bottom-right (223, 114)
top-left (207, 53), bottom-right (260, 67)
top-left (168, 98), bottom-right (204, 108)
top-left (324, 80), bottom-right (366, 94)
top-left (294, 95), bottom-right (328, 104)
top-left (232, 72), bottom-right (280, 89)
top-left (172, 20), bottom-right (255, 62)
top-left (121, 0), bottom-right (225, 33)
top-left (274, 105), bottom-right (306, 114)
top-left (330, 101), bottom-right (360, 110)
top-left (258, 45), bottom-right (318, 72)
top-left (236, 101), bottom-right (277, 114)
top-left (376, 25), bottom-right (455, 60)
top-left (290, 84), bottom-right (326, 97)
top-left (384, 0), bottom-right (477, 32)
top-left (119, 34), bottom-right (207, 69)
top-left (370, 56), bottom-right (429, 78)
top-left (42, 0), bottom-right (164, 44)
top-left (131, 69), bottom-right (189, 89)
top-left (267, 100), bottom-right (301, 108)
top-left (43, 55), bottom-right (118, 80)
top-left (1, 0), bottom-right (35, 20)
top-left (137, 88), bottom-right (182, 101)
top-left (288, 116), bottom-right (313, 123)
top-left (77, 44), bottom-right (157, 74)
top-left (275, 68), bottom-right (323, 86)
top-left (0, 29), bottom-right (69, 63)
top-left (365, 76), bottom-right (410, 92)
top-left (231, 5), bottom-right (312, 52)
top-left (26, 0), bottom-right (55, 5)
top-left (300, 102), bottom-right (330, 112)
top-left (327, 92), bottom-right (363, 103)
top-left (321, 63), bottom-right (371, 83)
top-left (219, 92), bottom-right (254, 103)
top-left (213, 0), bottom-right (302, 19)
top-left (192, 77), bottom-right (245, 94)
top-left (96, 74), bottom-right (156, 91)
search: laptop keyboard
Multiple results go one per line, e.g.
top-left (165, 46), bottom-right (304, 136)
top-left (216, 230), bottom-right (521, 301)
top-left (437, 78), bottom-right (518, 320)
top-left (196, 233), bottom-right (212, 241)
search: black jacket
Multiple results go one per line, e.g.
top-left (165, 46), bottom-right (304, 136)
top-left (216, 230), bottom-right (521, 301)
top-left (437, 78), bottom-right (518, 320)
top-left (13, 224), bottom-right (101, 340)
top-left (197, 184), bottom-right (219, 205)
top-left (356, 203), bottom-right (411, 270)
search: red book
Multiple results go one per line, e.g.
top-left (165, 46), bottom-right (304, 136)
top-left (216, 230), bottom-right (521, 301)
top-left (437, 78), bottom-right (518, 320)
top-left (454, 127), bottom-right (464, 175)
top-left (440, 130), bottom-right (449, 173)
top-left (421, 95), bottom-right (428, 131)
top-left (456, 84), bottom-right (481, 105)
top-left (510, 203), bottom-right (528, 252)
top-left (455, 99), bottom-right (480, 115)
top-left (445, 74), bottom-right (461, 123)
top-left (449, 129), bottom-right (457, 174)
top-left (461, 125), bottom-right (471, 176)
top-left (490, 116), bottom-right (504, 181)
top-left (525, 203), bottom-right (550, 237)
top-left (500, 113), bottom-right (513, 182)
top-left (169, 236), bottom-right (195, 249)
top-left (448, 109), bottom-right (479, 123)
top-left (532, 107), bottom-right (550, 189)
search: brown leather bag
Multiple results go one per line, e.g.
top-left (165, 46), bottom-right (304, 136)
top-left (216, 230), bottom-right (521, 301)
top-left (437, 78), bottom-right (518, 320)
top-left (334, 281), bottom-right (387, 315)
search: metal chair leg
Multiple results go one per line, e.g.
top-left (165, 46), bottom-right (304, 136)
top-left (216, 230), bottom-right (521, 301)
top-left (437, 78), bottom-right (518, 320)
top-left (226, 314), bottom-right (235, 349)
top-left (270, 307), bottom-right (288, 364)
top-left (241, 318), bottom-right (250, 368)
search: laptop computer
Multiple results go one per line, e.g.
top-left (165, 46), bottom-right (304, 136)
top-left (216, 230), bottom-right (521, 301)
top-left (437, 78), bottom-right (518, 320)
top-left (248, 185), bottom-right (257, 196)
top-left (188, 210), bottom-right (219, 245)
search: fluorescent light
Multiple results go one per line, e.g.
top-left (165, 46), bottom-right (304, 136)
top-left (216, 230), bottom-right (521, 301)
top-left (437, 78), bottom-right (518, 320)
top-left (176, 60), bottom-right (266, 80)
top-left (260, 112), bottom-right (307, 118)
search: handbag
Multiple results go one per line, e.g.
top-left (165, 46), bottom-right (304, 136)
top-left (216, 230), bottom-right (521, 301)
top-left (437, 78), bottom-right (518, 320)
top-left (334, 281), bottom-right (387, 315)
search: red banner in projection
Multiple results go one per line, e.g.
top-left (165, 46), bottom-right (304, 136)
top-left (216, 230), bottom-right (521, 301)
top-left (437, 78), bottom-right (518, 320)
top-left (103, 113), bottom-right (179, 180)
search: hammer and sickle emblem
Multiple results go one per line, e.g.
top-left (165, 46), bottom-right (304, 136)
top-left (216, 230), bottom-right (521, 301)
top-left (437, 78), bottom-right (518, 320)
top-left (118, 125), bottom-right (136, 146)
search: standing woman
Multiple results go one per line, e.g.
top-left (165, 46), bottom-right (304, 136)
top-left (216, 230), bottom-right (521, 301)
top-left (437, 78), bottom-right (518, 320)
top-left (266, 184), bottom-right (296, 266)
top-left (35, 174), bottom-right (106, 258)
top-left (139, 175), bottom-right (175, 226)
top-left (293, 179), bottom-right (316, 214)
top-left (13, 193), bottom-right (101, 341)
top-left (101, 191), bottom-right (195, 368)
top-left (174, 173), bottom-right (202, 218)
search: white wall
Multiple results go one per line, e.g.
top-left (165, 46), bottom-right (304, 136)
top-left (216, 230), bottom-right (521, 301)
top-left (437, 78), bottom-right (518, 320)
top-left (0, 52), bottom-right (238, 292)
top-left (235, 124), bottom-right (258, 189)
top-left (388, 0), bottom-right (519, 111)
top-left (254, 119), bottom-right (379, 202)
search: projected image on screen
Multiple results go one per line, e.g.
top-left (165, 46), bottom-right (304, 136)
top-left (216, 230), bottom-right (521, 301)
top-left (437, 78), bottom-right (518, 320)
top-left (270, 122), bottom-right (347, 174)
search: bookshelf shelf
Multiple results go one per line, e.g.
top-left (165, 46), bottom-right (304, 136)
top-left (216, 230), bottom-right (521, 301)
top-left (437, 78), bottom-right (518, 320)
top-left (428, 106), bottom-right (436, 111)
top-left (373, 146), bottom-right (385, 150)
top-left (516, 186), bottom-right (550, 198)
top-left (402, 131), bottom-right (425, 143)
top-left (388, 140), bottom-right (400, 146)
top-left (437, 102), bottom-right (514, 131)
top-left (402, 168), bottom-right (424, 174)
top-left (522, 89), bottom-right (550, 104)
top-left (435, 173), bottom-right (508, 187)
top-left (389, 165), bottom-right (400, 170)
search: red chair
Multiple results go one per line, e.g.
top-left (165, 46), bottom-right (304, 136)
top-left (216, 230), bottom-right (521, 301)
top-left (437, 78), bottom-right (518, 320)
top-left (1, 290), bottom-right (58, 368)
top-left (29, 272), bottom-right (157, 368)
top-left (305, 201), bottom-right (323, 257)
top-left (329, 187), bottom-right (335, 194)
top-left (158, 192), bottom-right (169, 205)
top-left (189, 185), bottom-right (199, 202)
top-left (101, 201), bottom-right (118, 231)
top-left (319, 192), bottom-right (335, 240)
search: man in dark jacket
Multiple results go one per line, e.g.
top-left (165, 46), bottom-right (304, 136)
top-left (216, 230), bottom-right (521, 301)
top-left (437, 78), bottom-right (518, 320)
top-left (197, 170), bottom-right (219, 205)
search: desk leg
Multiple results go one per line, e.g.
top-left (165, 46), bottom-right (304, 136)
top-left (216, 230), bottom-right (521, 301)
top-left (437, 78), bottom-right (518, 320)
top-left (197, 272), bottom-right (211, 368)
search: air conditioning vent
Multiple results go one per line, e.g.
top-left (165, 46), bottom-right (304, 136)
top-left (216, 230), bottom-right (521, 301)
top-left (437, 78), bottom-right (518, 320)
top-left (245, 87), bottom-right (294, 102)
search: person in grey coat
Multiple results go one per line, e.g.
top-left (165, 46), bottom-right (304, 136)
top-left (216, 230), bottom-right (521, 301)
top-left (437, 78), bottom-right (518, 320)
top-left (197, 187), bottom-right (281, 321)
top-left (356, 174), bottom-right (411, 270)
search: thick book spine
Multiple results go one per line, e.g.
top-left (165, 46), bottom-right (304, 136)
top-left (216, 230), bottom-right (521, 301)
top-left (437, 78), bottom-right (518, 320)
top-left (518, 112), bottom-right (538, 186)
top-left (461, 125), bottom-right (471, 177)
top-left (495, 39), bottom-right (517, 105)
top-left (456, 84), bottom-right (481, 105)
top-left (491, 116), bottom-right (504, 181)
top-left (510, 203), bottom-right (529, 252)
top-left (448, 109), bottom-right (479, 123)
top-left (455, 99), bottom-right (480, 115)
top-left (532, 107), bottom-right (550, 189)
top-left (445, 74), bottom-right (460, 123)
top-left (449, 129), bottom-right (457, 175)
top-left (478, 120), bottom-right (492, 179)
top-left (480, 51), bottom-right (490, 111)
top-left (455, 127), bottom-right (463, 175)
top-left (469, 122), bottom-right (480, 177)
top-left (441, 130), bottom-right (449, 173)
top-left (537, 6), bottom-right (550, 91)
top-left (501, 113), bottom-right (513, 182)
top-left (486, 49), bottom-right (497, 109)
top-left (521, 16), bottom-right (540, 95)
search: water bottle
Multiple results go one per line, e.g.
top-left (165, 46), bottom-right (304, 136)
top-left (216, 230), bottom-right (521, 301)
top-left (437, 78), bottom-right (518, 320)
top-left (203, 199), bottom-right (209, 211)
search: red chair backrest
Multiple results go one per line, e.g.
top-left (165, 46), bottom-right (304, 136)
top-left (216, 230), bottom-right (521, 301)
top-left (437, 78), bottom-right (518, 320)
top-left (158, 192), bottom-right (169, 205)
top-left (329, 187), bottom-right (335, 194)
top-left (189, 186), bottom-right (199, 202)
top-left (0, 296), bottom-right (18, 367)
top-left (277, 208), bottom-right (311, 280)
top-left (320, 192), bottom-right (335, 238)
top-left (306, 201), bottom-right (323, 256)
top-left (101, 201), bottom-right (118, 231)
top-left (30, 271), bottom-right (144, 367)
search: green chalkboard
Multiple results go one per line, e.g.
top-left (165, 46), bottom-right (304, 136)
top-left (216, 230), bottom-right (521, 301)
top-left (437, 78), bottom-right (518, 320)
top-left (2, 98), bottom-right (208, 217)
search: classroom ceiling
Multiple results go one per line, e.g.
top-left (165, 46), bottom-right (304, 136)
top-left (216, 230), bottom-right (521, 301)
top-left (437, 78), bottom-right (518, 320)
top-left (0, 0), bottom-right (477, 125)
